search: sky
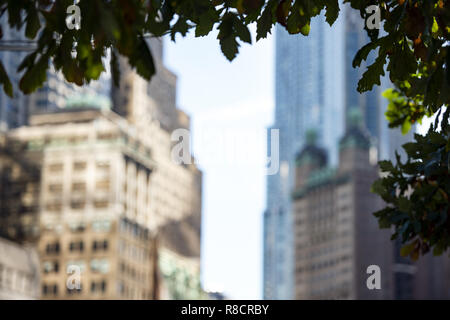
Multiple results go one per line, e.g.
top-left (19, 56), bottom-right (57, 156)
top-left (164, 27), bottom-right (274, 299)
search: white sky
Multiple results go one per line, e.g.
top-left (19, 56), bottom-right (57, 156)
top-left (165, 27), bottom-right (274, 299)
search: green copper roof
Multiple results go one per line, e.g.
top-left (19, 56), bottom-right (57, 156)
top-left (339, 127), bottom-right (371, 150)
top-left (292, 167), bottom-right (350, 200)
top-left (65, 94), bottom-right (111, 110)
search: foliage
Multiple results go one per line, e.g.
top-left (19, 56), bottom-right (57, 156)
top-left (0, 0), bottom-right (449, 258)
top-left (372, 110), bottom-right (450, 260)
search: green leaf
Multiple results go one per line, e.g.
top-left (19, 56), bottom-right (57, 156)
top-left (357, 54), bottom-right (386, 92)
top-left (25, 8), bottom-right (41, 39)
top-left (353, 37), bottom-right (385, 68)
top-left (171, 17), bottom-right (190, 41)
top-left (378, 160), bottom-right (394, 173)
top-left (0, 62), bottom-right (13, 97)
top-left (256, 1), bottom-right (275, 41)
top-left (234, 17), bottom-right (252, 44)
top-left (400, 242), bottom-right (415, 257)
top-left (300, 23), bottom-right (310, 36)
top-left (19, 54), bottom-right (49, 94)
top-left (218, 13), bottom-right (240, 61)
top-left (219, 35), bottom-right (239, 62)
top-left (398, 197), bottom-right (412, 213)
top-left (127, 36), bottom-right (155, 81)
top-left (401, 117), bottom-right (412, 134)
top-left (324, 0), bottom-right (339, 26)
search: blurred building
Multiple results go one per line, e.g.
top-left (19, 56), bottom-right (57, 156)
top-left (0, 17), bottom-right (30, 131)
top-left (0, 15), bottom-right (111, 132)
top-left (111, 38), bottom-right (203, 299)
top-left (0, 37), bottom-right (202, 299)
top-left (1, 108), bottom-right (159, 299)
top-left (292, 117), bottom-right (393, 299)
top-left (264, 2), bottom-right (414, 299)
top-left (0, 237), bottom-right (40, 299)
top-left (292, 113), bottom-right (450, 299)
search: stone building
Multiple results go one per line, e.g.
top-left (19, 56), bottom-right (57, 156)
top-left (1, 108), bottom-right (159, 299)
top-left (292, 120), bottom-right (394, 299)
top-left (111, 38), bottom-right (203, 299)
top-left (0, 237), bottom-right (40, 299)
top-left (0, 38), bottom-right (202, 300)
top-left (292, 114), bottom-right (450, 300)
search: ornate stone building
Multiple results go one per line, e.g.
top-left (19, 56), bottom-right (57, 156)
top-left (292, 114), bottom-right (450, 299)
top-left (292, 120), bottom-right (394, 299)
top-left (0, 38), bottom-right (202, 300)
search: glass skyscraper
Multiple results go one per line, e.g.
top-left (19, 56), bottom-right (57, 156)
top-left (263, 4), bottom-right (412, 299)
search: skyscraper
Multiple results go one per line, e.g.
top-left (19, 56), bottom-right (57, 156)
top-left (0, 15), bottom-right (111, 131)
top-left (263, 3), bottom-right (412, 299)
top-left (0, 17), bottom-right (30, 131)
top-left (293, 118), bottom-right (394, 300)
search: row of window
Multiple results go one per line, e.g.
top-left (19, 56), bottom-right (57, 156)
top-left (44, 259), bottom-right (110, 275)
top-left (47, 161), bottom-right (110, 173)
top-left (45, 240), bottom-right (109, 255)
top-left (48, 181), bottom-right (110, 193)
top-left (42, 280), bottom-right (107, 296)
top-left (45, 220), bottom-right (111, 233)
top-left (46, 199), bottom-right (109, 211)
top-left (119, 261), bottom-right (150, 283)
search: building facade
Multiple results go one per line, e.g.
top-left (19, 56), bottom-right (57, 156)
top-left (263, 2), bottom-right (414, 299)
top-left (0, 36), bottom-right (202, 299)
top-left (0, 237), bottom-right (40, 299)
top-left (292, 121), bottom-right (394, 299)
top-left (1, 109), bottom-right (159, 299)
top-left (292, 115), bottom-right (450, 299)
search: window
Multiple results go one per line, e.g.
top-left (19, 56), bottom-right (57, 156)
top-left (93, 200), bottom-right (108, 209)
top-left (90, 259), bottom-right (109, 274)
top-left (72, 182), bottom-right (86, 192)
top-left (96, 180), bottom-right (110, 190)
top-left (70, 200), bottom-right (85, 210)
top-left (48, 163), bottom-right (63, 172)
top-left (92, 220), bottom-right (111, 232)
top-left (90, 280), bottom-right (107, 293)
top-left (96, 161), bottom-right (110, 170)
top-left (68, 222), bottom-right (86, 232)
top-left (73, 161), bottom-right (87, 171)
top-left (97, 132), bottom-right (116, 141)
top-left (45, 242), bottom-right (60, 255)
top-left (92, 240), bottom-right (108, 251)
top-left (66, 284), bottom-right (83, 295)
top-left (42, 284), bottom-right (58, 296)
top-left (66, 260), bottom-right (86, 273)
top-left (69, 241), bottom-right (84, 252)
top-left (69, 136), bottom-right (87, 145)
top-left (43, 261), bottom-right (59, 274)
top-left (48, 184), bottom-right (63, 193)
top-left (46, 202), bottom-right (62, 212)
